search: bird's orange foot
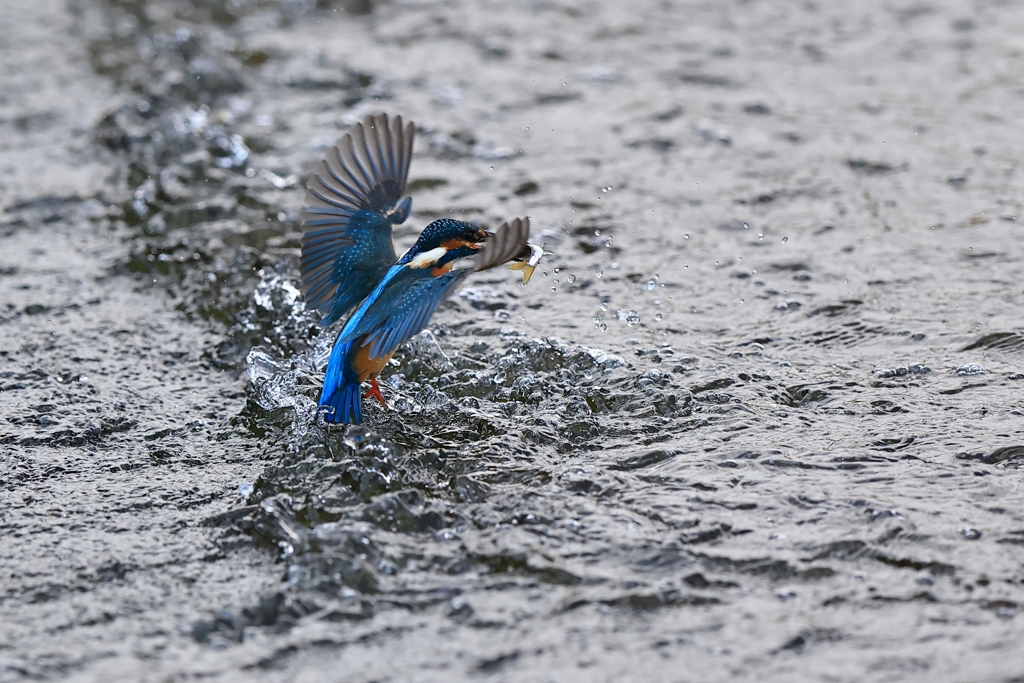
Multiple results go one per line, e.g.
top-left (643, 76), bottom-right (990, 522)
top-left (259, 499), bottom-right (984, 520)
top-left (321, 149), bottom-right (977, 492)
top-left (363, 378), bottom-right (387, 406)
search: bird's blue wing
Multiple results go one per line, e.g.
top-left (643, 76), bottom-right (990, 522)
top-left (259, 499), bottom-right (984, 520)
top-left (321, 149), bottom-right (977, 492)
top-left (363, 271), bottom-right (471, 361)
top-left (300, 113), bottom-right (415, 319)
top-left (338, 267), bottom-right (471, 361)
top-left (335, 263), bottom-right (410, 342)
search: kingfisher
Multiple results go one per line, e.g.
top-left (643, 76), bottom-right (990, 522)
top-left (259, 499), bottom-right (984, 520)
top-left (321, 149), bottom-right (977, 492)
top-left (320, 217), bottom-right (531, 424)
top-left (299, 113), bottom-right (542, 424)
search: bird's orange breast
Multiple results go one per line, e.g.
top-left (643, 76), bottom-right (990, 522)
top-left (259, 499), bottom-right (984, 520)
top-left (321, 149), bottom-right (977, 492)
top-left (352, 339), bottom-right (393, 382)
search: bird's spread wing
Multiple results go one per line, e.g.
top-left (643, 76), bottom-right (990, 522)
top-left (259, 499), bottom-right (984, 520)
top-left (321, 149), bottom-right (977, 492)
top-left (300, 113), bottom-right (415, 314)
top-left (474, 217), bottom-right (530, 272)
top-left (335, 265), bottom-right (468, 361)
top-left (360, 272), bottom-right (470, 361)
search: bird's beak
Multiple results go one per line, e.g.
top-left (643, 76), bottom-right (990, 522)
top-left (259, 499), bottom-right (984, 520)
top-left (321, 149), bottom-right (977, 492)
top-left (466, 228), bottom-right (490, 250)
top-left (508, 242), bottom-right (544, 284)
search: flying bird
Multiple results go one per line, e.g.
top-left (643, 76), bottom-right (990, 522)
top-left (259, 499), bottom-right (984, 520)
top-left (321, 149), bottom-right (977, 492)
top-left (320, 217), bottom-right (531, 424)
top-left (299, 114), bottom-right (541, 424)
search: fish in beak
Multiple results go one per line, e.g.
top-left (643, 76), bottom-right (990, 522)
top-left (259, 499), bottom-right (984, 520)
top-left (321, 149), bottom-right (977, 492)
top-left (508, 242), bottom-right (545, 284)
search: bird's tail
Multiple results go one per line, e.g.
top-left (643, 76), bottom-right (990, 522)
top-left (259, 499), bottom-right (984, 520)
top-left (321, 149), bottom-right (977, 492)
top-left (320, 340), bottom-right (363, 424)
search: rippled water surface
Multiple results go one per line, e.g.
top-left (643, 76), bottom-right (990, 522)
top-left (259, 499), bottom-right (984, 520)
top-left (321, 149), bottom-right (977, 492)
top-left (4, 0), bottom-right (1024, 680)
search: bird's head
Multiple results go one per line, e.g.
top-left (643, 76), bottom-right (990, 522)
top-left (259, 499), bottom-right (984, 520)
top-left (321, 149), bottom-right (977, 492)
top-left (402, 219), bottom-right (489, 269)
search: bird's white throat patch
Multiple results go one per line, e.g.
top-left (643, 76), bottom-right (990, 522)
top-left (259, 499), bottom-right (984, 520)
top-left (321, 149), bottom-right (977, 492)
top-left (407, 246), bottom-right (448, 269)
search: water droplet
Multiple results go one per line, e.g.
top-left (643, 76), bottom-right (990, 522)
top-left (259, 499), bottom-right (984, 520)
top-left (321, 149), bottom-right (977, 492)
top-left (600, 302), bottom-right (608, 311)
top-left (654, 312), bottom-right (663, 321)
top-left (646, 278), bottom-right (657, 291)
top-left (782, 236), bottom-right (789, 243)
top-left (684, 233), bottom-right (690, 239)
top-left (595, 269), bottom-right (604, 278)
top-left (743, 222), bottom-right (749, 230)
top-left (598, 322), bottom-right (607, 331)
top-left (567, 274), bottom-right (577, 284)
top-left (552, 279), bottom-right (559, 284)
top-left (758, 233), bottom-right (764, 240)
top-left (626, 310), bottom-right (640, 326)
top-left (550, 286), bottom-right (557, 292)
top-left (601, 185), bottom-right (613, 192)
top-left (751, 270), bottom-right (757, 276)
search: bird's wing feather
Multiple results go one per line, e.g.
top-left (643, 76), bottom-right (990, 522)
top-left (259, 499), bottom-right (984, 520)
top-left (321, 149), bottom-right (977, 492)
top-left (335, 263), bottom-right (407, 340)
top-left (300, 113), bottom-right (415, 313)
top-left (363, 271), bottom-right (470, 361)
top-left (474, 217), bottom-right (530, 272)
top-left (337, 266), bottom-right (469, 361)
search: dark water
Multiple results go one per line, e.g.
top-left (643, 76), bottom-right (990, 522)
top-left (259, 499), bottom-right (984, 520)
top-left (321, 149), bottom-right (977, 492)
top-left (4, 0), bottom-right (1024, 680)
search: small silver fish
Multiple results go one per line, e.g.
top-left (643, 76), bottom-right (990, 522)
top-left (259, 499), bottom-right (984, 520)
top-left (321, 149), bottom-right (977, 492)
top-left (509, 242), bottom-right (544, 284)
